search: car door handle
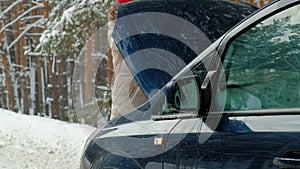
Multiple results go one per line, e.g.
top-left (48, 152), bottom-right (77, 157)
top-left (273, 157), bottom-right (300, 169)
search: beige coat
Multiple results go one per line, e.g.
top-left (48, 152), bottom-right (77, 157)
top-left (107, 3), bottom-right (147, 120)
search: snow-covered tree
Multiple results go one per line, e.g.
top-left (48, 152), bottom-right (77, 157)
top-left (0, 0), bottom-right (47, 114)
top-left (39, 0), bottom-right (111, 55)
top-left (37, 0), bottom-right (112, 121)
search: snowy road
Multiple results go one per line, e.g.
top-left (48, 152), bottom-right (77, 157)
top-left (0, 109), bottom-right (95, 169)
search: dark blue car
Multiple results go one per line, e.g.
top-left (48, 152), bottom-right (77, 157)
top-left (80, 0), bottom-right (300, 168)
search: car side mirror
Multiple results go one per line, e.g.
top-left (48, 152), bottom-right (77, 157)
top-left (163, 75), bottom-right (201, 115)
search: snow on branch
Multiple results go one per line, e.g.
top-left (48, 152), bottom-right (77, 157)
top-left (0, 4), bottom-right (44, 33)
top-left (31, 1), bottom-right (44, 6)
top-left (0, 0), bottom-right (23, 19)
top-left (62, 5), bottom-right (76, 25)
top-left (8, 18), bottom-right (44, 50)
top-left (23, 15), bottom-right (44, 21)
top-left (39, 0), bottom-right (112, 55)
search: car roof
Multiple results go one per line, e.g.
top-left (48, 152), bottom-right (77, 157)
top-left (112, 0), bottom-right (258, 97)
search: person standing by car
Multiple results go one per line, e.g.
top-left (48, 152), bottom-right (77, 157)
top-left (107, 2), bottom-right (148, 120)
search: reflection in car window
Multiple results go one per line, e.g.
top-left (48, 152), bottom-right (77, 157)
top-left (179, 79), bottom-right (199, 109)
top-left (223, 5), bottom-right (300, 111)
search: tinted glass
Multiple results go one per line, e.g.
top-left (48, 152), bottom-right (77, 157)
top-left (114, 0), bottom-right (258, 97)
top-left (223, 5), bottom-right (300, 111)
top-left (176, 78), bottom-right (199, 109)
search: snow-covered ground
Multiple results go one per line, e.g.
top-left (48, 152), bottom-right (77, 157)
top-left (0, 109), bottom-right (96, 169)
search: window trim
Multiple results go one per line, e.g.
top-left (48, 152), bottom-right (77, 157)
top-left (204, 108), bottom-right (300, 118)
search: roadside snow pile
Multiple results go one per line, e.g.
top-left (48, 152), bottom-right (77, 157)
top-left (0, 109), bottom-right (95, 169)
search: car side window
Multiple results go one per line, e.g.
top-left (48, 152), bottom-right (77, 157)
top-left (223, 4), bottom-right (300, 111)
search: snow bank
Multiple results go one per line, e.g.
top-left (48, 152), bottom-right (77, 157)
top-left (0, 109), bottom-right (95, 169)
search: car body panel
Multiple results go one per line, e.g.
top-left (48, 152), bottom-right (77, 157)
top-left (222, 115), bottom-right (300, 169)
